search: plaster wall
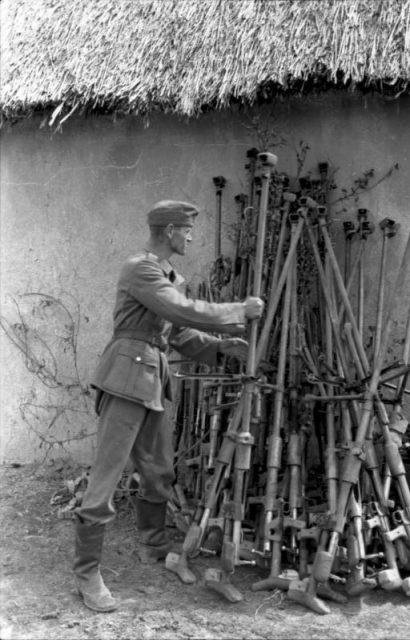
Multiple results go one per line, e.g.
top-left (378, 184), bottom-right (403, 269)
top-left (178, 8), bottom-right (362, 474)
top-left (1, 92), bottom-right (409, 463)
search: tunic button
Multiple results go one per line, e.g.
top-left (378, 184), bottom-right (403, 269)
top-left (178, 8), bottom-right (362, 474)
top-left (135, 356), bottom-right (142, 362)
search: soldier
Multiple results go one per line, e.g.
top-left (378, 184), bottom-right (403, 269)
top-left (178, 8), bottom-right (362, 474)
top-left (73, 200), bottom-right (264, 612)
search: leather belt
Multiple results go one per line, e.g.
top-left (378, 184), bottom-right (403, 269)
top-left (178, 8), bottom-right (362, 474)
top-left (113, 329), bottom-right (168, 352)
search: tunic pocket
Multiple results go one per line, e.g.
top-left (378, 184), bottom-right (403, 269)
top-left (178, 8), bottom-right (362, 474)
top-left (103, 344), bottom-right (159, 403)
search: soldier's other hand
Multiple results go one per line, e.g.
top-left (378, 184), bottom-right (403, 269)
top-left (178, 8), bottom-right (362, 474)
top-left (219, 338), bottom-right (249, 363)
top-left (243, 296), bottom-right (264, 319)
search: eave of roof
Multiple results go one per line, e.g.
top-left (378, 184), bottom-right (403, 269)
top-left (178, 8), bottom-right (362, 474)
top-left (1, 0), bottom-right (409, 125)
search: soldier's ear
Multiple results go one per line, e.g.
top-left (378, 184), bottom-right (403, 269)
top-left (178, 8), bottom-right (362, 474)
top-left (164, 223), bottom-right (174, 238)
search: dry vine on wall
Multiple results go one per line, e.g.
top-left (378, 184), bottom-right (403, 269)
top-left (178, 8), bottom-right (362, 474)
top-left (0, 291), bottom-right (96, 463)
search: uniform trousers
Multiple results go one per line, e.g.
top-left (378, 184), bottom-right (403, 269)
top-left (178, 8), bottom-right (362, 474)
top-left (75, 392), bottom-right (175, 526)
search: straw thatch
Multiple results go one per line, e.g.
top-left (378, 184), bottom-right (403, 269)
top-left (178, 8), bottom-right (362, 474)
top-left (1, 0), bottom-right (409, 123)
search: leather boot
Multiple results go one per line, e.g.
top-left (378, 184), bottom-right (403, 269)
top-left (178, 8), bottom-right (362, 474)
top-left (134, 499), bottom-right (174, 564)
top-left (73, 522), bottom-right (117, 612)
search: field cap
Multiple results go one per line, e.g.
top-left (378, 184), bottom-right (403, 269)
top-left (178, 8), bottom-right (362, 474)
top-left (147, 200), bottom-right (199, 227)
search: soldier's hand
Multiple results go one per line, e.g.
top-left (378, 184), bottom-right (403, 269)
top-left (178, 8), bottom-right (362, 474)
top-left (243, 296), bottom-right (264, 319)
top-left (219, 338), bottom-right (249, 363)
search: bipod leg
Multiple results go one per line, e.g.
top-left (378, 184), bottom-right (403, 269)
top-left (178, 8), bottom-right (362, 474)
top-left (198, 395), bottom-right (245, 534)
top-left (256, 212), bottom-right (305, 364)
top-left (205, 505), bottom-right (243, 602)
top-left (286, 207), bottom-right (304, 556)
top-left (245, 147), bottom-right (259, 216)
top-left (269, 190), bottom-right (297, 292)
top-left (265, 191), bottom-right (296, 357)
top-left (287, 578), bottom-right (331, 615)
top-left (345, 492), bottom-right (378, 596)
top-left (363, 501), bottom-right (403, 592)
top-left (212, 175), bottom-right (226, 261)
top-left (208, 358), bottom-right (226, 470)
top-left (288, 528), bottom-right (340, 615)
top-left (246, 176), bottom-right (262, 296)
top-left (232, 152), bottom-right (278, 573)
top-left (251, 195), bottom-right (297, 593)
top-left (337, 240), bottom-right (364, 327)
top-left (343, 220), bottom-right (356, 286)
top-left (324, 242), bottom-right (339, 515)
top-left (166, 508), bottom-right (203, 584)
top-left (235, 148), bottom-right (259, 300)
top-left (252, 483), bottom-right (289, 593)
top-left (206, 153), bottom-right (279, 602)
top-left (258, 256), bottom-right (293, 560)
top-left (204, 567), bottom-right (243, 603)
top-left (374, 218), bottom-right (399, 362)
top-left (233, 193), bottom-right (249, 300)
top-left (356, 209), bottom-right (374, 339)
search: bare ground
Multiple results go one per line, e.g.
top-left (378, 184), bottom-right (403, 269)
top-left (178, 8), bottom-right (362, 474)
top-left (1, 461), bottom-right (409, 640)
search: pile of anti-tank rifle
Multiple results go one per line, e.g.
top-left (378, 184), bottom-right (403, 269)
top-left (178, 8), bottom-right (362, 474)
top-left (163, 149), bottom-right (410, 614)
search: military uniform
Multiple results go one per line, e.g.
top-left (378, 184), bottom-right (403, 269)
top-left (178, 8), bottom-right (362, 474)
top-left (72, 200), bottom-right (257, 612)
top-left (75, 250), bottom-right (248, 525)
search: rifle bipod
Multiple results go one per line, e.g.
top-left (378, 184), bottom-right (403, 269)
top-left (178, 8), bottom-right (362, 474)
top-left (204, 152), bottom-right (278, 602)
top-left (165, 511), bottom-right (201, 584)
top-left (163, 154), bottom-right (410, 616)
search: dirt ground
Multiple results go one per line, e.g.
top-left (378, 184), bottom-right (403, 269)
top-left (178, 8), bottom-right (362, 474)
top-left (1, 461), bottom-right (410, 640)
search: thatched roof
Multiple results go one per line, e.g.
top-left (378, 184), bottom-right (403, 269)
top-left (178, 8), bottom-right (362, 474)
top-left (1, 0), bottom-right (409, 124)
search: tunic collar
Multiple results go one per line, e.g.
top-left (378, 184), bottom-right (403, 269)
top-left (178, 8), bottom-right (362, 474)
top-left (143, 250), bottom-right (185, 285)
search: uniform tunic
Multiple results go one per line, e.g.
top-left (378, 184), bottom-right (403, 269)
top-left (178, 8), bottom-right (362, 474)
top-left (76, 251), bottom-right (248, 525)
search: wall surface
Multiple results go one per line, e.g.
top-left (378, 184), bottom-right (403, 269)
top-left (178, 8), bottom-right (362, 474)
top-left (1, 92), bottom-right (409, 463)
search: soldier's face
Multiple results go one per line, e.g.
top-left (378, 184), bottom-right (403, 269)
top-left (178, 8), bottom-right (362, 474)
top-left (170, 225), bottom-right (193, 255)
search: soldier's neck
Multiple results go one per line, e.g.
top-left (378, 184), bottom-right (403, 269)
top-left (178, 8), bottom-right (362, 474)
top-left (144, 239), bottom-right (173, 262)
